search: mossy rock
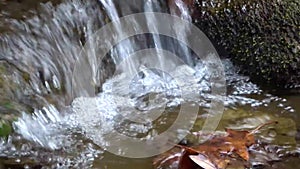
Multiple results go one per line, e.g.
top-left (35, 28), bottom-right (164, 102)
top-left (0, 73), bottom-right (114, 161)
top-left (0, 60), bottom-right (61, 110)
top-left (0, 119), bottom-right (13, 138)
top-left (190, 0), bottom-right (300, 88)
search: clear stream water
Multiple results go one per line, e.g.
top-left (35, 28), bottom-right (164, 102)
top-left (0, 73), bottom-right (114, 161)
top-left (0, 0), bottom-right (299, 168)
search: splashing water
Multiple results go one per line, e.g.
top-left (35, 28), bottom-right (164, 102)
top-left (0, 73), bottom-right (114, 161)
top-left (0, 0), bottom-right (298, 168)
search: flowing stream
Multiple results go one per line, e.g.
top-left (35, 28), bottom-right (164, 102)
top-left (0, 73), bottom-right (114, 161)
top-left (0, 0), bottom-right (299, 168)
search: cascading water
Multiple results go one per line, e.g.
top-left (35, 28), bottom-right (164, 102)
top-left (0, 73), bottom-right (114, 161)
top-left (0, 0), bottom-right (299, 168)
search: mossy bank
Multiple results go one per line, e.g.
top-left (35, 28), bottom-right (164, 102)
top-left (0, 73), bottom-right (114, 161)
top-left (188, 0), bottom-right (300, 89)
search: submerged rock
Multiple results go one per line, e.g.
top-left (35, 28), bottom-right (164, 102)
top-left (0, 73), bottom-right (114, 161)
top-left (185, 0), bottom-right (300, 88)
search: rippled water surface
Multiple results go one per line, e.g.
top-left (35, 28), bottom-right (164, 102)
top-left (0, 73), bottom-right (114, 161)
top-left (0, 0), bottom-right (299, 169)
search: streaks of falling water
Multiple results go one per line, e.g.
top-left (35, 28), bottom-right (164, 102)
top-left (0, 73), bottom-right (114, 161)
top-left (0, 0), bottom-right (108, 167)
top-left (0, 0), bottom-right (298, 168)
top-left (0, 0), bottom-right (201, 164)
top-left (71, 0), bottom-right (204, 155)
top-left (0, 0), bottom-right (106, 104)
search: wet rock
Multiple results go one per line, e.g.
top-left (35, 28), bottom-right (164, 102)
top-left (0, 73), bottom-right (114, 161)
top-left (0, 0), bottom-right (61, 20)
top-left (187, 0), bottom-right (300, 89)
top-left (0, 61), bottom-right (52, 137)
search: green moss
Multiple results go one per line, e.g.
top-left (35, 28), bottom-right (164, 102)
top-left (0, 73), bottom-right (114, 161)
top-left (3, 102), bottom-right (14, 110)
top-left (193, 0), bottom-right (300, 88)
top-left (0, 120), bottom-right (13, 138)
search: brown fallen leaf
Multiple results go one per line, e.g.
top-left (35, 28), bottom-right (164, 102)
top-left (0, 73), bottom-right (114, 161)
top-left (189, 154), bottom-right (217, 169)
top-left (178, 147), bottom-right (199, 169)
top-left (154, 121), bottom-right (277, 169)
top-left (192, 121), bottom-right (277, 162)
top-left (176, 144), bottom-right (230, 169)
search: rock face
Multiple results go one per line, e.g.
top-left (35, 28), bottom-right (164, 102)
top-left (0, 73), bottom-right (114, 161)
top-left (184, 0), bottom-right (299, 88)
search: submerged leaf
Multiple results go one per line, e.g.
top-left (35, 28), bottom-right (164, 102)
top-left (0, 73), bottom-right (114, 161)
top-left (154, 121), bottom-right (278, 169)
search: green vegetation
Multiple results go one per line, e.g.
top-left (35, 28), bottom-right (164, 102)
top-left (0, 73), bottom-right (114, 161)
top-left (0, 120), bottom-right (13, 138)
top-left (0, 62), bottom-right (31, 138)
top-left (193, 0), bottom-right (300, 88)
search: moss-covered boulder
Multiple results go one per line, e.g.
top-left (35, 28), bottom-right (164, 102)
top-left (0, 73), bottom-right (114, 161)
top-left (189, 0), bottom-right (300, 88)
